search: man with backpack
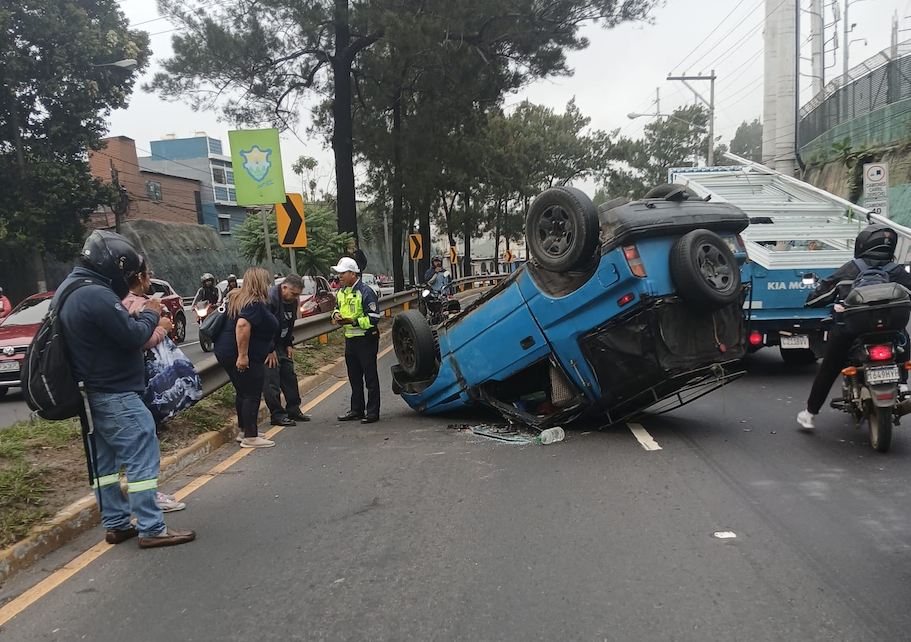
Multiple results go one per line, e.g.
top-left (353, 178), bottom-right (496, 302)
top-left (53, 231), bottom-right (196, 548)
top-left (798, 224), bottom-right (911, 429)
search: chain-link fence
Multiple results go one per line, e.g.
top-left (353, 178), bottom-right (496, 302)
top-left (799, 41), bottom-right (911, 148)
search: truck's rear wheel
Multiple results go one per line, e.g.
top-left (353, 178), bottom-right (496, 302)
top-left (780, 347), bottom-right (817, 365)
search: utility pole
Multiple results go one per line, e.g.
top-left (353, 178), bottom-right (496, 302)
top-left (666, 71), bottom-right (716, 166)
top-left (763, 0), bottom-right (780, 166)
top-left (109, 159), bottom-right (127, 233)
top-left (810, 0), bottom-right (825, 94)
top-left (775, 0), bottom-right (798, 176)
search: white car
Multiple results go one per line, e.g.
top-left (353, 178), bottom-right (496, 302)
top-left (361, 273), bottom-right (382, 297)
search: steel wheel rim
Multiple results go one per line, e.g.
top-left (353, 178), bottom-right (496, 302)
top-left (696, 243), bottom-right (734, 292)
top-left (175, 317), bottom-right (186, 342)
top-left (536, 205), bottom-right (575, 258)
top-left (395, 325), bottom-right (416, 370)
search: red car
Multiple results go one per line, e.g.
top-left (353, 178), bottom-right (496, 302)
top-left (0, 292), bottom-right (53, 397)
top-left (148, 278), bottom-right (188, 343)
top-left (298, 276), bottom-right (336, 317)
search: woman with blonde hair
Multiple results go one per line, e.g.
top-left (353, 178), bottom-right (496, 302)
top-left (214, 267), bottom-right (278, 448)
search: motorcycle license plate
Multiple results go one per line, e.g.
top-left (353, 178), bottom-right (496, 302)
top-left (780, 335), bottom-right (810, 350)
top-left (866, 365), bottom-right (900, 385)
top-left (0, 361), bottom-right (19, 373)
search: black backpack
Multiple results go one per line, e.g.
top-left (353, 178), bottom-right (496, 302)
top-left (851, 258), bottom-right (898, 291)
top-left (21, 278), bottom-right (102, 420)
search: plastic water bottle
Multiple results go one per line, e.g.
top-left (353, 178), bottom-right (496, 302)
top-left (537, 427), bottom-right (565, 445)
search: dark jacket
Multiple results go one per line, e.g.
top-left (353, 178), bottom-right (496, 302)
top-left (56, 267), bottom-right (158, 394)
top-left (806, 258), bottom-right (911, 308)
top-left (267, 284), bottom-right (296, 352)
top-left (193, 284), bottom-right (219, 306)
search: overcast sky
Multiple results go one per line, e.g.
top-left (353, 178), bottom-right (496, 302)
top-left (111, 0), bottom-right (905, 197)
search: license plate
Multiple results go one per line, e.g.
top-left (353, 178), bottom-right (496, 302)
top-left (0, 361), bottom-right (19, 373)
top-left (780, 335), bottom-right (810, 349)
top-left (866, 365), bottom-right (900, 384)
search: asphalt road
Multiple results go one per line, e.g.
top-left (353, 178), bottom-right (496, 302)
top-left (3, 346), bottom-right (911, 641)
top-left (0, 311), bottom-right (207, 430)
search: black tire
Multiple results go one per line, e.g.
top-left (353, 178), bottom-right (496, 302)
top-left (200, 336), bottom-right (213, 353)
top-left (525, 186), bottom-right (600, 272)
top-left (644, 184), bottom-right (699, 200)
top-left (173, 312), bottom-right (187, 343)
top-left (0, 387), bottom-right (8, 398)
top-left (670, 229), bottom-right (741, 311)
top-left (779, 347), bottom-right (817, 365)
top-left (869, 403), bottom-right (893, 453)
top-left (393, 310), bottom-right (436, 380)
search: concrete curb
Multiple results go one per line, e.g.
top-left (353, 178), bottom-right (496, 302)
top-left (0, 352), bottom-right (350, 586)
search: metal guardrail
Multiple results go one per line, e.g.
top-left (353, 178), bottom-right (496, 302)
top-left (194, 273), bottom-right (512, 396)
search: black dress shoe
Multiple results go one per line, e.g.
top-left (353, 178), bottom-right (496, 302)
top-left (361, 414), bottom-right (379, 424)
top-left (272, 416), bottom-right (297, 426)
top-left (287, 412), bottom-right (311, 422)
top-left (338, 411), bottom-right (364, 421)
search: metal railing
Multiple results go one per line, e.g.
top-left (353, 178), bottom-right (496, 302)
top-left (193, 272), bottom-right (513, 396)
top-left (799, 40), bottom-right (911, 147)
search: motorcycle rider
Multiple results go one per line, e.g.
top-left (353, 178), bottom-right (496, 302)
top-left (797, 224), bottom-right (911, 429)
top-left (424, 255), bottom-right (450, 293)
top-left (192, 273), bottom-right (219, 307)
top-left (225, 274), bottom-right (239, 293)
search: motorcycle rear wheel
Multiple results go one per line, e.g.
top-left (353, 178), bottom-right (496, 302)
top-left (869, 403), bottom-right (893, 453)
top-left (200, 336), bottom-right (214, 353)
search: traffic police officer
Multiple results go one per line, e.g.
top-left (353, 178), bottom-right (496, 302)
top-left (332, 256), bottom-right (381, 423)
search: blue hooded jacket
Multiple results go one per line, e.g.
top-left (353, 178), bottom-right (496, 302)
top-left (55, 267), bottom-right (159, 393)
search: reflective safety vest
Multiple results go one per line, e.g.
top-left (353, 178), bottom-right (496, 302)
top-left (334, 279), bottom-right (381, 339)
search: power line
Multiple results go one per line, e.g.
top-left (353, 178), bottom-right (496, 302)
top-left (669, 0), bottom-right (751, 74)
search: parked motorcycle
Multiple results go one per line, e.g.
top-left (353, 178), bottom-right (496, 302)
top-left (818, 278), bottom-right (911, 452)
top-left (194, 301), bottom-right (214, 352)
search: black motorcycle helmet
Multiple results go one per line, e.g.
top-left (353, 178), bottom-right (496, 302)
top-left (431, 255), bottom-right (443, 266)
top-left (854, 224), bottom-right (897, 262)
top-left (80, 230), bottom-right (143, 299)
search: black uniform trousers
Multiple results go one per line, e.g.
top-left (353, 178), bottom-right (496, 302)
top-left (263, 351), bottom-right (302, 422)
top-left (345, 334), bottom-right (380, 417)
top-left (806, 327), bottom-right (855, 415)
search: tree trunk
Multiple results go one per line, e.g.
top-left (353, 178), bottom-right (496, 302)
top-left (462, 189), bottom-right (471, 278)
top-left (419, 190), bottom-right (431, 277)
top-left (391, 81), bottom-right (405, 291)
top-left (332, 0), bottom-right (359, 243)
top-left (440, 191), bottom-right (458, 279)
top-left (493, 198), bottom-right (502, 273)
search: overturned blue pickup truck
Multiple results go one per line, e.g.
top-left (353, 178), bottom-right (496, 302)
top-left (391, 186), bottom-right (750, 428)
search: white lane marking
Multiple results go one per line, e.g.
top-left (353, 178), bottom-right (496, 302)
top-left (182, 341), bottom-right (200, 347)
top-left (628, 423), bottom-right (662, 451)
top-left (713, 531), bottom-right (737, 539)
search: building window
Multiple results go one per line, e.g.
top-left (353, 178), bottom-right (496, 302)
top-left (146, 181), bottom-right (162, 202)
top-left (214, 186), bottom-right (229, 201)
top-left (218, 217), bottom-right (231, 234)
top-left (212, 167), bottom-right (226, 184)
top-left (226, 170), bottom-right (234, 185)
top-left (209, 138), bottom-right (223, 155)
top-left (228, 188), bottom-right (236, 202)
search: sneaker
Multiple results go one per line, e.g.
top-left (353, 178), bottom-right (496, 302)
top-left (156, 492), bottom-right (186, 513)
top-left (236, 432), bottom-right (261, 443)
top-left (271, 416), bottom-right (296, 427)
top-left (240, 436), bottom-right (275, 449)
top-left (797, 410), bottom-right (816, 429)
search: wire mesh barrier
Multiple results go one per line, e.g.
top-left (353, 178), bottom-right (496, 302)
top-left (799, 40), bottom-right (911, 148)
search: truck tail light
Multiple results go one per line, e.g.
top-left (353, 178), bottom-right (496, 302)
top-left (623, 245), bottom-right (647, 278)
top-left (617, 293), bottom-right (635, 306)
top-left (736, 234), bottom-right (750, 263)
top-left (869, 345), bottom-right (893, 361)
top-left (748, 332), bottom-right (763, 346)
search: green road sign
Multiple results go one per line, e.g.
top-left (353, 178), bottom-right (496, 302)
top-left (228, 128), bottom-right (286, 205)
